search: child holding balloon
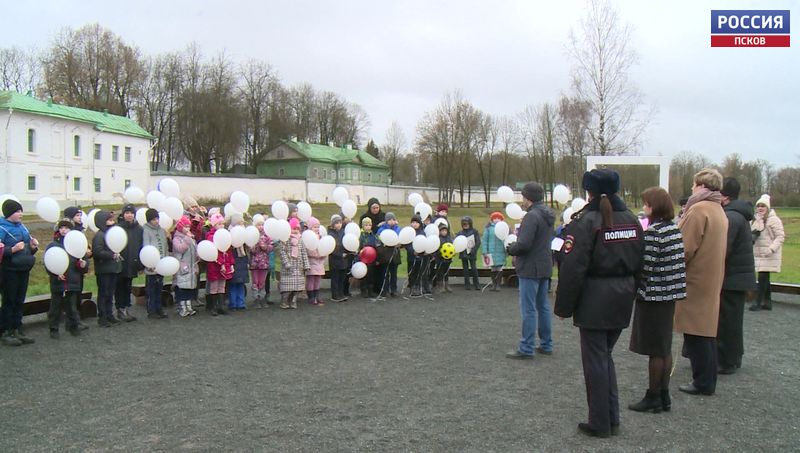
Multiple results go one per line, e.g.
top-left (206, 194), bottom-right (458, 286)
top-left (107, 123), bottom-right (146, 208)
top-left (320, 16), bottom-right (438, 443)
top-left (92, 210), bottom-right (123, 327)
top-left (406, 215), bottom-right (427, 297)
top-left (280, 218), bottom-right (310, 309)
top-left (143, 209), bottom-right (170, 319)
top-left (457, 216), bottom-right (482, 290)
top-left (0, 199), bottom-right (39, 346)
top-left (304, 217), bottom-right (326, 305)
top-left (227, 214), bottom-right (250, 311)
top-left (328, 215), bottom-right (348, 302)
top-left (376, 213), bottom-right (402, 297)
top-left (172, 216), bottom-right (199, 317)
top-left (248, 216), bottom-right (274, 308)
top-left (46, 219), bottom-right (88, 338)
top-left (431, 222), bottom-right (453, 293)
top-left (358, 217), bottom-right (377, 298)
top-left (482, 212), bottom-right (508, 291)
top-left (205, 213), bottom-right (234, 315)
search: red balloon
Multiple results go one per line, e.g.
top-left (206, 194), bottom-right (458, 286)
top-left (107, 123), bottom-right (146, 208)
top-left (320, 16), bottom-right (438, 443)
top-left (360, 246), bottom-right (377, 265)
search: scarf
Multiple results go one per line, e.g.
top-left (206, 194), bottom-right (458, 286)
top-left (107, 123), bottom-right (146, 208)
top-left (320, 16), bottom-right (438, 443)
top-left (289, 232), bottom-right (301, 258)
top-left (684, 187), bottom-right (723, 212)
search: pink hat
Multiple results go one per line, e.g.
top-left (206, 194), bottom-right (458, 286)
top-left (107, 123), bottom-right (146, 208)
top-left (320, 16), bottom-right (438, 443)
top-left (307, 216), bottom-right (320, 228)
top-left (209, 213), bottom-right (225, 227)
top-left (289, 218), bottom-right (301, 230)
top-left (176, 215), bottom-right (192, 230)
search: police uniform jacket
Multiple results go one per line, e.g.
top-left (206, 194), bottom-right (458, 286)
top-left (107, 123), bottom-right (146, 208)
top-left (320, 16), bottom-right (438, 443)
top-left (554, 195), bottom-right (643, 330)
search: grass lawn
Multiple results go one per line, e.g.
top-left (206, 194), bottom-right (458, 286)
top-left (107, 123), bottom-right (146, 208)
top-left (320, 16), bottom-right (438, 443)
top-left (19, 203), bottom-right (800, 297)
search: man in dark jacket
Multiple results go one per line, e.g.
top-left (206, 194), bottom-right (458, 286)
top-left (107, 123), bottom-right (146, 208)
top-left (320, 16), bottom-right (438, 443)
top-left (506, 182), bottom-right (556, 358)
top-left (115, 205), bottom-right (143, 322)
top-left (92, 210), bottom-right (123, 327)
top-left (717, 177), bottom-right (757, 374)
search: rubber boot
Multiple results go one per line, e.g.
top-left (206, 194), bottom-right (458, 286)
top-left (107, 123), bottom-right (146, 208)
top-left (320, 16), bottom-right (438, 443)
top-left (661, 389), bottom-right (671, 412)
top-left (208, 294), bottom-right (218, 316)
top-left (492, 272), bottom-right (501, 291)
top-left (217, 295), bottom-right (229, 315)
top-left (628, 390), bottom-right (662, 413)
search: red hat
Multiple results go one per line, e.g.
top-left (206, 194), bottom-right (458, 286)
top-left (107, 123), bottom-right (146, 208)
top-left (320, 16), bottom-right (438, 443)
top-left (437, 203), bottom-right (449, 212)
top-left (176, 215), bottom-right (191, 230)
top-left (490, 212), bottom-right (505, 221)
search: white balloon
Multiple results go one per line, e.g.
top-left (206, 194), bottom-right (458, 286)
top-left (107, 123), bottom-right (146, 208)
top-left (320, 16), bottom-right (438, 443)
top-left (553, 184), bottom-right (571, 204)
top-left (379, 229), bottom-right (399, 247)
top-left (274, 219), bottom-right (291, 242)
top-left (135, 208), bottom-right (148, 227)
top-left (318, 225), bottom-right (327, 237)
top-left (317, 235), bottom-right (336, 256)
top-left (452, 235), bottom-right (468, 253)
top-left (344, 222), bottom-right (360, 237)
top-left (158, 212), bottom-right (173, 230)
top-left (271, 200), bottom-right (289, 220)
top-left (213, 228), bottom-right (232, 252)
top-left (433, 218), bottom-right (448, 229)
top-left (424, 224), bottom-right (439, 237)
top-left (412, 235), bottom-right (427, 254)
top-left (63, 230), bottom-right (88, 258)
top-left (245, 226), bottom-right (260, 247)
top-left (351, 261), bottom-right (368, 279)
top-left (105, 226), bottom-right (128, 253)
top-left (414, 202), bottom-right (432, 221)
top-left (343, 233), bottom-right (360, 252)
top-left (139, 245), bottom-right (161, 269)
top-left (252, 214), bottom-right (265, 225)
top-left (163, 197), bottom-right (184, 221)
top-left (497, 185), bottom-right (515, 203)
top-left (158, 178), bottom-right (180, 198)
top-left (504, 234), bottom-right (518, 247)
top-left (563, 207), bottom-right (575, 225)
top-left (86, 208), bottom-right (100, 232)
top-left (44, 247), bottom-right (70, 275)
top-left (332, 187), bottom-right (349, 207)
top-left (424, 235), bottom-right (441, 255)
top-left (155, 256), bottom-right (180, 276)
top-left (224, 203), bottom-right (241, 219)
top-left (342, 199), bottom-right (357, 219)
top-left (264, 218), bottom-right (280, 238)
top-left (230, 191), bottom-right (250, 213)
top-left (36, 197), bottom-right (60, 223)
top-left (408, 192), bottom-right (424, 207)
top-left (494, 221), bottom-right (510, 240)
top-left (124, 186), bottom-right (145, 204)
top-left (571, 197), bottom-right (587, 212)
top-left (505, 202), bottom-right (524, 220)
top-left (230, 225), bottom-right (247, 248)
top-left (301, 230), bottom-right (319, 250)
top-left (197, 240), bottom-right (218, 262)
top-left (297, 202), bottom-right (313, 222)
top-left (146, 190), bottom-right (166, 211)
top-left (398, 226), bottom-right (416, 245)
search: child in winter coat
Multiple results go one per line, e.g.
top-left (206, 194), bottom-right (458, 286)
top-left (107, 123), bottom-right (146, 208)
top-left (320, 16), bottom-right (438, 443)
top-left (305, 217), bottom-right (327, 305)
top-left (406, 215), bottom-right (429, 297)
top-left (431, 222), bottom-right (453, 292)
top-left (227, 214), bottom-right (250, 311)
top-left (142, 208), bottom-right (170, 319)
top-left (279, 218), bottom-right (310, 309)
top-left (482, 212), bottom-right (507, 291)
top-left (359, 217), bottom-right (378, 298)
top-left (115, 205), bottom-right (142, 322)
top-left (328, 215), bottom-right (348, 302)
top-left (457, 216), bottom-right (482, 290)
top-left (93, 210), bottom-right (123, 326)
top-left (248, 216), bottom-right (274, 308)
top-left (0, 199), bottom-right (39, 345)
top-left (376, 212), bottom-right (402, 297)
top-left (205, 213), bottom-right (234, 315)
top-left (46, 219), bottom-right (89, 338)
top-left (172, 216), bottom-right (199, 317)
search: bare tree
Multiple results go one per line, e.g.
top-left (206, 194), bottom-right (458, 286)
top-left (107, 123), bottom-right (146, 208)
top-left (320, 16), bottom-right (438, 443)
top-left (135, 52), bottom-right (184, 170)
top-left (0, 46), bottom-right (40, 93)
top-left (381, 121), bottom-right (407, 184)
top-left (567, 0), bottom-right (651, 155)
top-left (475, 114), bottom-right (499, 207)
top-left (496, 115), bottom-right (521, 186)
top-left (239, 60), bottom-right (280, 171)
top-left (669, 151), bottom-right (713, 198)
top-left (556, 95), bottom-right (591, 189)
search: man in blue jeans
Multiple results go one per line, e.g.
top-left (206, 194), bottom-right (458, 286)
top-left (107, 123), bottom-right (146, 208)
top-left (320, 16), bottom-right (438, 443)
top-left (506, 182), bottom-right (555, 359)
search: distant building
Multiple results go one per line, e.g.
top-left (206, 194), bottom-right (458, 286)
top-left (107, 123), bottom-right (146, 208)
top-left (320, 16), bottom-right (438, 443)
top-left (257, 139), bottom-right (390, 185)
top-left (0, 90), bottom-right (154, 205)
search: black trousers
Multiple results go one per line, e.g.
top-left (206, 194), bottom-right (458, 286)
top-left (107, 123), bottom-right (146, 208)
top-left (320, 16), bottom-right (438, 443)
top-left (462, 258), bottom-right (479, 287)
top-left (96, 273), bottom-right (117, 319)
top-left (48, 290), bottom-right (80, 331)
top-left (579, 328), bottom-right (622, 434)
top-left (684, 334), bottom-right (717, 394)
top-left (1, 270), bottom-right (30, 332)
top-left (115, 276), bottom-right (134, 309)
top-left (330, 269), bottom-right (346, 299)
top-left (718, 290), bottom-right (745, 369)
top-left (756, 271), bottom-right (772, 305)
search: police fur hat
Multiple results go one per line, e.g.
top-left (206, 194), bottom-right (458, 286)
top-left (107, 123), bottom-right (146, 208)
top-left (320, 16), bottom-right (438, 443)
top-left (582, 169), bottom-right (620, 195)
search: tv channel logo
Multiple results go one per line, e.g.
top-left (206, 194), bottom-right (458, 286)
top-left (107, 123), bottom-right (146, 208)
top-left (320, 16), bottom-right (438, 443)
top-left (711, 10), bottom-right (790, 47)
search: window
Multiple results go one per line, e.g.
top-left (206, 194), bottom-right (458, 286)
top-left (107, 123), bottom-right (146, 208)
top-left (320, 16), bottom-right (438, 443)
top-left (367, 172), bottom-right (372, 182)
top-left (94, 144), bottom-right (102, 160)
top-left (27, 129), bottom-right (36, 153)
top-left (124, 147), bottom-right (131, 162)
top-left (124, 179), bottom-right (131, 189)
top-left (73, 135), bottom-right (81, 157)
top-left (112, 146), bottom-right (119, 162)
top-left (313, 168), bottom-right (318, 178)
top-left (73, 177), bottom-right (81, 192)
top-left (94, 178), bottom-right (101, 193)
top-left (338, 169), bottom-right (345, 179)
top-left (27, 175), bottom-right (36, 191)
top-left (278, 168), bottom-right (285, 176)
top-left (353, 169), bottom-right (359, 180)
top-left (277, 148), bottom-right (285, 158)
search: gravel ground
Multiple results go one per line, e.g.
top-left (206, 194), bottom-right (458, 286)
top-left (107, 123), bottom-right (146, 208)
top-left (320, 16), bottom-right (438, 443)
top-left (1, 285), bottom-right (799, 452)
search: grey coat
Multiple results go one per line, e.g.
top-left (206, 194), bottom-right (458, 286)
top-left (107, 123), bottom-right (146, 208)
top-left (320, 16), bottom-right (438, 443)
top-left (142, 222), bottom-right (169, 275)
top-left (506, 202), bottom-right (555, 279)
top-left (172, 230), bottom-right (198, 289)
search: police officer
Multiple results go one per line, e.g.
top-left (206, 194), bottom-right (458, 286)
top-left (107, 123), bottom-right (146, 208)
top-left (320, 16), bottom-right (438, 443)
top-left (554, 169), bottom-right (643, 438)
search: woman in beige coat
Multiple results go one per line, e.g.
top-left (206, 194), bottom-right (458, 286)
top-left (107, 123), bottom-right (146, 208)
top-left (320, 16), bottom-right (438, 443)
top-left (750, 194), bottom-right (785, 311)
top-left (675, 168), bottom-right (728, 396)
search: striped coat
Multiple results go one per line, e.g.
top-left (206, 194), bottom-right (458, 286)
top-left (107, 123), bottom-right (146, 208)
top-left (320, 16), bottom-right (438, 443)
top-left (279, 238), bottom-right (310, 292)
top-left (637, 220), bottom-right (687, 302)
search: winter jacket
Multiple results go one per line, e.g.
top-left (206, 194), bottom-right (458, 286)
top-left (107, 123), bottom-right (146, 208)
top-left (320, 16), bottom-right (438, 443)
top-left (46, 237), bottom-right (88, 293)
top-left (230, 247), bottom-right (250, 284)
top-left (206, 229), bottom-right (235, 281)
top-left (554, 195), bottom-right (643, 330)
top-left (752, 209), bottom-right (784, 273)
top-left (457, 217), bottom-right (481, 260)
top-left (723, 200), bottom-right (757, 291)
top-left (406, 227), bottom-right (424, 265)
top-left (172, 229), bottom-right (199, 289)
top-left (92, 211), bottom-right (122, 275)
top-left (142, 222), bottom-right (169, 275)
top-left (248, 230), bottom-right (274, 270)
top-left (637, 220), bottom-right (686, 302)
top-left (506, 202), bottom-right (555, 279)
top-left (0, 217), bottom-right (37, 272)
top-left (328, 228), bottom-right (348, 270)
top-left (376, 224), bottom-right (402, 265)
top-left (116, 215), bottom-right (144, 278)
top-left (434, 233), bottom-right (453, 263)
top-left (279, 237), bottom-right (310, 292)
top-left (482, 222), bottom-right (507, 268)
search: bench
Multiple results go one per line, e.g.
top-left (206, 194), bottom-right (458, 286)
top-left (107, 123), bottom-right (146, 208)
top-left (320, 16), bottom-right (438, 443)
top-left (771, 283), bottom-right (800, 295)
top-left (24, 292), bottom-right (96, 318)
top-left (448, 267), bottom-right (518, 286)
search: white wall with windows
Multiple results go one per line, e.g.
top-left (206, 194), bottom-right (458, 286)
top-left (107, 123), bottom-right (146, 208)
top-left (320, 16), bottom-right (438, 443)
top-left (0, 111), bottom-right (151, 207)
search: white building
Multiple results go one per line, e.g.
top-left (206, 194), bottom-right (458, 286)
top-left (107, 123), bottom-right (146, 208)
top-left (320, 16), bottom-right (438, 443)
top-left (0, 91), bottom-right (153, 207)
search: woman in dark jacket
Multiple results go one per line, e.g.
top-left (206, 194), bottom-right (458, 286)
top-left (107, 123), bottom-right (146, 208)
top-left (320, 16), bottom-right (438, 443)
top-left (359, 198), bottom-right (386, 230)
top-left (554, 169), bottom-right (643, 438)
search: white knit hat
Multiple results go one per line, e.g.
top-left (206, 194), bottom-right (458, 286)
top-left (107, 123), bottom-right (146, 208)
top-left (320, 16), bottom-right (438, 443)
top-left (756, 194), bottom-right (771, 210)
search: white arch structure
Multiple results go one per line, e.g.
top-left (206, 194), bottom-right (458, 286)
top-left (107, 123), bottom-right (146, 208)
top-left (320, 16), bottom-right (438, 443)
top-left (586, 155), bottom-right (670, 191)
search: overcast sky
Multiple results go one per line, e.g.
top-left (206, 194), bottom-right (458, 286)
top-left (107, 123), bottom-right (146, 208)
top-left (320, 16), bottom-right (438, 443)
top-left (5, 0), bottom-right (798, 167)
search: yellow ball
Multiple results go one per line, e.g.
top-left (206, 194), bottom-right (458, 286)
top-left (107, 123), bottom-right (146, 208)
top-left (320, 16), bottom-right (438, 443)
top-left (439, 242), bottom-right (455, 260)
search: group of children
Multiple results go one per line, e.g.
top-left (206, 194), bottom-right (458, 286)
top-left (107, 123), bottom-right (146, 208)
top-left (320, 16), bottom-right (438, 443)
top-left (0, 197), bottom-right (510, 345)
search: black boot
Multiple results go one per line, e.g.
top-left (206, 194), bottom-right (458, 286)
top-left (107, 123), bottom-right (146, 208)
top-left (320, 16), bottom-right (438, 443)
top-left (628, 390), bottom-right (662, 413)
top-left (762, 299), bottom-right (772, 310)
top-left (749, 302), bottom-right (762, 311)
top-left (208, 294), bottom-right (219, 316)
top-left (492, 272), bottom-right (501, 291)
top-left (464, 279), bottom-right (472, 290)
top-left (661, 389), bottom-right (671, 412)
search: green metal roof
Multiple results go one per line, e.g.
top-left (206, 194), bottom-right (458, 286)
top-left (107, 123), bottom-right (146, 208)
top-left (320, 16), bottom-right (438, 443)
top-left (0, 90), bottom-right (155, 140)
top-left (281, 139), bottom-right (389, 169)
